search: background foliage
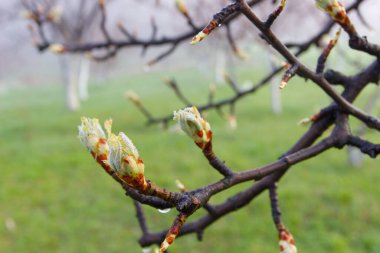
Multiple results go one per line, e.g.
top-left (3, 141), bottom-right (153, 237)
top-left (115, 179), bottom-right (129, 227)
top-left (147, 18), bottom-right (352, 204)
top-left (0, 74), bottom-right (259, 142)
top-left (1, 67), bottom-right (379, 253)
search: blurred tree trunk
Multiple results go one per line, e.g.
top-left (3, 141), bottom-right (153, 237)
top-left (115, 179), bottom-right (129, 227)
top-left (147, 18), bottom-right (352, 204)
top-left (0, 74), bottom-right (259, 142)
top-left (215, 48), bottom-right (226, 84)
top-left (60, 55), bottom-right (80, 111)
top-left (78, 56), bottom-right (90, 101)
top-left (269, 53), bottom-right (282, 114)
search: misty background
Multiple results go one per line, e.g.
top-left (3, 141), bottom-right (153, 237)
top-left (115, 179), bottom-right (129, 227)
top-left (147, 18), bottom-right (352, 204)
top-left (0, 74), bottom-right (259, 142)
top-left (0, 0), bottom-right (378, 94)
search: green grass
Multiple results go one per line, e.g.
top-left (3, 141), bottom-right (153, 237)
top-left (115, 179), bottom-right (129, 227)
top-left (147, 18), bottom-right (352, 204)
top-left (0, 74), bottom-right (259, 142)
top-left (0, 67), bottom-right (379, 253)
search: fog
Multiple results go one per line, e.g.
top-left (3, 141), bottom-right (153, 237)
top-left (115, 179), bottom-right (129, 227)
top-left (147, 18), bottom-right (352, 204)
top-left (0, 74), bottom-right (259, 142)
top-left (0, 0), bottom-right (379, 89)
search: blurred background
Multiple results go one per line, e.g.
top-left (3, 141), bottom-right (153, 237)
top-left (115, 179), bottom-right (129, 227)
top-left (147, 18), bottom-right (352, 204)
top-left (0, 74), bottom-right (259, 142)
top-left (0, 0), bottom-right (380, 252)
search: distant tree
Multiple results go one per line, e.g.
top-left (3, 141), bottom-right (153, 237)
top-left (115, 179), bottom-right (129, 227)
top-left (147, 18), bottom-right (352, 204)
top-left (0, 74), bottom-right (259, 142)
top-left (21, 0), bottom-right (102, 110)
top-left (26, 0), bottom-right (380, 252)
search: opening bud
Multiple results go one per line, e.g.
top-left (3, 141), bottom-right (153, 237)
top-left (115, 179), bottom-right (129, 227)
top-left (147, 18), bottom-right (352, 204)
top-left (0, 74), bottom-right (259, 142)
top-left (78, 117), bottom-right (110, 161)
top-left (98, 0), bottom-right (106, 9)
top-left (173, 106), bottom-right (212, 149)
top-left (191, 31), bottom-right (208, 45)
top-left (125, 90), bottom-right (141, 105)
top-left (190, 20), bottom-right (219, 45)
top-left (175, 179), bottom-right (187, 192)
top-left (175, 0), bottom-right (189, 18)
top-left (49, 44), bottom-right (65, 54)
top-left (279, 229), bottom-right (297, 253)
top-left (47, 5), bottom-right (62, 23)
top-left (315, 0), bottom-right (345, 21)
top-left (108, 133), bottom-right (147, 189)
top-left (20, 10), bottom-right (36, 20)
top-left (233, 47), bottom-right (249, 61)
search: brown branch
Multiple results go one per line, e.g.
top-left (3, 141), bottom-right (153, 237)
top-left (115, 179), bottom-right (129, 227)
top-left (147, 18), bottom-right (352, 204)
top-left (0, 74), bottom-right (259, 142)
top-left (238, 0), bottom-right (380, 131)
top-left (146, 43), bottom-right (179, 66)
top-left (162, 77), bottom-right (192, 106)
top-left (117, 22), bottom-right (136, 41)
top-left (316, 29), bottom-right (341, 74)
top-left (38, 0), bottom-right (380, 251)
top-left (265, 0), bottom-right (286, 28)
top-left (346, 136), bottom-right (380, 158)
top-left (139, 136), bottom-right (337, 246)
top-left (27, 0), bottom-right (266, 57)
top-left (134, 200), bottom-right (149, 235)
top-left (224, 73), bottom-right (242, 94)
top-left (143, 0), bottom-right (366, 126)
top-left (269, 183), bottom-right (283, 231)
top-left (202, 142), bottom-right (234, 178)
top-left (98, 0), bottom-right (112, 43)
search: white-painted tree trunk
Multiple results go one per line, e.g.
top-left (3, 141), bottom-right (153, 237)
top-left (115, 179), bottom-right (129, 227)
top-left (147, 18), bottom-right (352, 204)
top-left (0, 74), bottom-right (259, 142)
top-left (271, 80), bottom-right (282, 114)
top-left (215, 48), bottom-right (226, 84)
top-left (60, 55), bottom-right (80, 111)
top-left (269, 54), bottom-right (282, 114)
top-left (78, 56), bottom-right (90, 101)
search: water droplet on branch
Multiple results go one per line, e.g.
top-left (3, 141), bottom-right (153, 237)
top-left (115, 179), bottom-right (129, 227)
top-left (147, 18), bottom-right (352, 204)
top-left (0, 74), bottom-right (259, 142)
top-left (157, 208), bottom-right (171, 214)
